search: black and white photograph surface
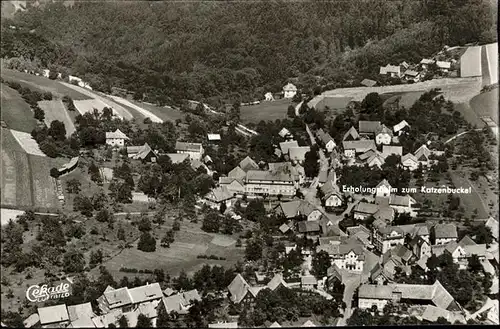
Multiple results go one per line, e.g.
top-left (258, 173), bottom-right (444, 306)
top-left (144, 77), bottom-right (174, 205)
top-left (0, 0), bottom-right (498, 328)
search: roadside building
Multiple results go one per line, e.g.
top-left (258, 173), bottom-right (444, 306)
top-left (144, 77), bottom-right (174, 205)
top-left (244, 170), bottom-right (296, 197)
top-left (317, 128), bottom-right (336, 152)
top-left (375, 124), bottom-right (393, 145)
top-left (175, 141), bottom-right (204, 160)
top-left (203, 186), bottom-right (235, 210)
top-left (105, 129), bottom-right (129, 147)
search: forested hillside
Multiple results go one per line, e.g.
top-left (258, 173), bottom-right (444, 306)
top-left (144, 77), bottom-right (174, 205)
top-left (1, 0), bottom-right (497, 106)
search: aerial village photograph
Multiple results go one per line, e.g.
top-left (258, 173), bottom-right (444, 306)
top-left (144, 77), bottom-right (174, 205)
top-left (0, 0), bottom-right (498, 328)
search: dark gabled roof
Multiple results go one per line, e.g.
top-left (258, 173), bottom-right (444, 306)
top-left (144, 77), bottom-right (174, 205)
top-left (343, 126), bottom-right (360, 141)
top-left (297, 221), bottom-right (320, 233)
top-left (433, 223), bottom-right (458, 239)
top-left (358, 120), bottom-right (381, 134)
top-left (175, 141), bottom-right (203, 152)
top-left (239, 156), bottom-right (259, 172)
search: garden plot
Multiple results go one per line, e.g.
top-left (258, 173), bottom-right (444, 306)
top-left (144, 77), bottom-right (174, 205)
top-left (37, 100), bottom-right (76, 137)
top-left (61, 82), bottom-right (134, 120)
top-left (9, 129), bottom-right (46, 157)
top-left (29, 155), bottom-right (65, 209)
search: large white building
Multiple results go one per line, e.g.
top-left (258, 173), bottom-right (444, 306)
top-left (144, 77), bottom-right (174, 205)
top-left (175, 141), bottom-right (204, 160)
top-left (283, 83), bottom-right (297, 99)
top-left (244, 170), bottom-right (297, 197)
top-left (105, 129), bottom-right (129, 147)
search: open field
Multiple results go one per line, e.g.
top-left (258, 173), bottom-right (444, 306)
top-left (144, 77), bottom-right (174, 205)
top-left (29, 155), bottom-right (65, 209)
top-left (470, 89), bottom-right (498, 124)
top-left (73, 98), bottom-right (111, 115)
top-left (314, 96), bottom-right (352, 110)
top-left (109, 96), bottom-right (163, 123)
top-left (241, 98), bottom-right (293, 123)
top-left (0, 83), bottom-right (38, 132)
top-left (99, 222), bottom-right (244, 279)
top-left (130, 100), bottom-right (186, 123)
top-left (61, 82), bottom-right (134, 120)
top-left (10, 129), bottom-right (46, 156)
top-left (382, 91), bottom-right (425, 110)
top-left (1, 69), bottom-right (91, 100)
top-left (1, 129), bottom-right (33, 208)
top-left (309, 77), bottom-right (483, 108)
top-left (38, 100), bottom-right (76, 137)
top-left (0, 208), bottom-right (25, 226)
top-left (449, 171), bottom-right (490, 218)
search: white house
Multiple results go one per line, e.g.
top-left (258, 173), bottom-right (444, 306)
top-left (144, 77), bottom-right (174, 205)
top-left (317, 128), bottom-right (336, 152)
top-left (389, 195), bottom-right (418, 217)
top-left (401, 153), bottom-right (419, 171)
top-left (375, 124), bottom-right (393, 145)
top-left (175, 141), bottom-right (204, 160)
top-left (375, 179), bottom-right (393, 198)
top-left (379, 65), bottom-right (401, 78)
top-left (403, 70), bottom-right (421, 82)
top-left (342, 140), bottom-right (376, 158)
top-left (264, 92), bottom-right (274, 101)
top-left (105, 129), bottom-right (129, 147)
top-left (283, 83), bottom-right (297, 99)
top-left (366, 152), bottom-right (385, 168)
top-left (433, 224), bottom-right (458, 245)
top-left (420, 58), bottom-right (435, 70)
top-left (203, 186), bottom-right (235, 210)
top-left (317, 243), bottom-right (365, 273)
top-left (320, 180), bottom-right (343, 208)
top-left (244, 170), bottom-right (296, 197)
top-left (436, 61), bottom-right (451, 73)
top-left (42, 69), bottom-right (50, 78)
top-left (393, 120), bottom-right (410, 136)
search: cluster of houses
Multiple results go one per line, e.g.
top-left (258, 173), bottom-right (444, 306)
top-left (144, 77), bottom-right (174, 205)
top-left (341, 120), bottom-right (443, 169)
top-left (23, 283), bottom-right (202, 328)
top-left (378, 58), bottom-right (453, 83)
top-left (263, 82), bottom-right (298, 102)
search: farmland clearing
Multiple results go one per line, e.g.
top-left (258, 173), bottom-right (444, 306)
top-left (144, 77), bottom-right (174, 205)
top-left (309, 77), bottom-right (482, 108)
top-left (1, 69), bottom-right (90, 100)
top-left (240, 98), bottom-right (293, 123)
top-left (130, 100), bottom-right (186, 122)
top-left (61, 82), bottom-right (134, 120)
top-left (0, 83), bottom-right (38, 132)
top-left (38, 100), bottom-right (76, 137)
top-left (109, 95), bottom-right (163, 123)
top-left (10, 129), bottom-right (46, 157)
top-left (29, 155), bottom-right (65, 209)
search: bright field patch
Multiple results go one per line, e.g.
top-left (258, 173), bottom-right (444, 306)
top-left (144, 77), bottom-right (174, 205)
top-left (109, 96), bottom-right (163, 123)
top-left (470, 89), bottom-right (498, 124)
top-left (1, 129), bottom-right (33, 208)
top-left (1, 69), bottom-right (91, 100)
top-left (241, 99), bottom-right (293, 123)
top-left (61, 82), bottom-right (134, 120)
top-left (38, 100), bottom-right (76, 137)
top-left (10, 129), bottom-right (46, 156)
top-left (29, 155), bottom-right (65, 209)
top-left (1, 83), bottom-right (38, 132)
top-left (129, 101), bottom-right (185, 123)
top-left (0, 209), bottom-right (25, 226)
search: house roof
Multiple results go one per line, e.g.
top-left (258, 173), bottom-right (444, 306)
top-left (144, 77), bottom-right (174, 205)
top-left (163, 294), bottom-right (187, 313)
top-left (359, 120), bottom-right (381, 134)
top-left (267, 273), bottom-right (288, 291)
top-left (279, 223), bottom-right (290, 233)
top-left (347, 225), bottom-right (371, 237)
top-left (414, 144), bottom-right (432, 160)
top-left (389, 194), bottom-right (416, 207)
top-left (458, 235), bottom-right (476, 247)
top-left (463, 244), bottom-right (488, 257)
top-left (38, 304), bottom-right (69, 325)
top-left (91, 309), bottom-right (123, 328)
top-left (228, 166), bottom-right (246, 179)
top-left (418, 305), bottom-right (466, 324)
top-left (376, 179), bottom-right (392, 190)
top-left (302, 319), bottom-right (317, 327)
top-left (246, 170), bottom-right (293, 183)
top-left (279, 127), bottom-right (291, 138)
top-left (382, 145), bottom-right (403, 158)
top-left (219, 177), bottom-right (244, 186)
top-left (166, 153), bottom-right (190, 164)
top-left (128, 283), bottom-right (163, 304)
top-left (205, 186), bottom-right (234, 203)
top-left (354, 202), bottom-right (379, 214)
top-left (317, 128), bottom-right (335, 145)
top-left (401, 153), bottom-right (418, 164)
top-left (136, 300), bottom-right (160, 319)
top-left (374, 206), bottom-right (395, 222)
top-left (400, 61), bottom-right (410, 68)
top-left (104, 287), bottom-right (133, 309)
top-left (376, 124), bottom-right (394, 137)
top-left (163, 288), bottom-right (176, 296)
top-left (367, 153), bottom-right (385, 167)
top-left (436, 61), bottom-right (451, 69)
top-left (404, 70), bottom-right (420, 77)
top-left (288, 146), bottom-right (311, 162)
top-left (298, 221), bottom-right (321, 233)
top-left (433, 223), bottom-right (458, 239)
top-left (23, 313), bottom-right (40, 328)
top-left (279, 140), bottom-right (299, 154)
top-left (175, 141), bottom-right (203, 153)
top-left (207, 133), bottom-right (221, 141)
top-left (342, 140), bottom-right (376, 153)
top-left (379, 64), bottom-right (401, 75)
top-left (268, 162), bottom-right (303, 180)
top-left (343, 126), bottom-right (360, 141)
top-left (361, 79), bottom-right (377, 87)
top-left (228, 274), bottom-right (250, 304)
top-left (359, 284), bottom-right (394, 299)
top-left (320, 180), bottom-right (341, 199)
top-left (485, 217), bottom-right (499, 240)
top-left (105, 129), bottom-right (129, 140)
top-left (283, 83), bottom-right (297, 91)
top-left (67, 302), bottom-right (94, 322)
top-left (420, 58), bottom-right (435, 65)
top-left (131, 143), bottom-right (154, 160)
top-left (393, 120), bottom-right (410, 133)
top-left (358, 149), bottom-right (377, 161)
top-left (301, 275), bottom-right (317, 285)
top-left (208, 322), bottom-right (239, 328)
top-left (270, 322), bottom-right (282, 328)
top-left (239, 156), bottom-right (259, 172)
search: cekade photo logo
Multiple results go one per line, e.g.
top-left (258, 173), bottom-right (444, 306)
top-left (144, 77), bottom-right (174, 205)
top-left (26, 280), bottom-right (72, 303)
